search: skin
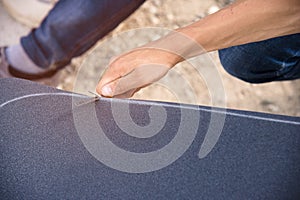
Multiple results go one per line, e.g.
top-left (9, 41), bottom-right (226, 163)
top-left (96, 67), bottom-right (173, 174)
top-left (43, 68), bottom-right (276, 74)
top-left (96, 0), bottom-right (300, 98)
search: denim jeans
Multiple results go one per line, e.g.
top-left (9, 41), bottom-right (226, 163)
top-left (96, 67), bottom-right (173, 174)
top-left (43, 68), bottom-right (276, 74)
top-left (21, 0), bottom-right (300, 83)
top-left (21, 0), bottom-right (145, 69)
top-left (219, 33), bottom-right (300, 83)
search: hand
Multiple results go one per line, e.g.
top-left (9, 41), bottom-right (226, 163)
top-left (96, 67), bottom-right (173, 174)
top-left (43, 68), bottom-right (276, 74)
top-left (96, 47), bottom-right (181, 98)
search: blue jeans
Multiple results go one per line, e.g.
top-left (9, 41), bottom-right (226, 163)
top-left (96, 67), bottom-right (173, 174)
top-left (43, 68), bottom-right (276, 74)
top-left (21, 0), bottom-right (145, 69)
top-left (219, 33), bottom-right (300, 83)
top-left (21, 0), bottom-right (300, 83)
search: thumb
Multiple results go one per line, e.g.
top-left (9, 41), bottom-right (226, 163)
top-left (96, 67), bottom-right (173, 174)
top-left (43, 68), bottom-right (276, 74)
top-left (97, 83), bottom-right (114, 97)
top-left (96, 64), bottom-right (169, 98)
top-left (97, 73), bottom-right (138, 98)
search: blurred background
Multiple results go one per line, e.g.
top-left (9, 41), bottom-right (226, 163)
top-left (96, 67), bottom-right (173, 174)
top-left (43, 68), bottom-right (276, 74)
top-left (1, 0), bottom-right (299, 116)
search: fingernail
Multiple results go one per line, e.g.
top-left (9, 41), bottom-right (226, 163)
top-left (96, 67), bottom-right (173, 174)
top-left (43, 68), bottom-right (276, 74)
top-left (101, 85), bottom-right (112, 97)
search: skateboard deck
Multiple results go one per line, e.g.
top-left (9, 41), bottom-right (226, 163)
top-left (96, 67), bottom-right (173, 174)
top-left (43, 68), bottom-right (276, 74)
top-left (0, 78), bottom-right (299, 199)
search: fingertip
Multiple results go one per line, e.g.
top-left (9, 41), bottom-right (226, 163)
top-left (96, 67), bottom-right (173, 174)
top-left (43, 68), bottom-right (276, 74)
top-left (100, 84), bottom-right (113, 97)
top-left (95, 85), bottom-right (102, 96)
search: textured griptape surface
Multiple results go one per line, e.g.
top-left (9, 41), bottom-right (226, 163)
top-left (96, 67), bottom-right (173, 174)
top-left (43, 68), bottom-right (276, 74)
top-left (0, 78), bottom-right (299, 199)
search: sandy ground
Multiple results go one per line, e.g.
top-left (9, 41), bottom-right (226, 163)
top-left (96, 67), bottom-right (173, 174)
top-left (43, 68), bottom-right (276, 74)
top-left (0, 0), bottom-right (299, 116)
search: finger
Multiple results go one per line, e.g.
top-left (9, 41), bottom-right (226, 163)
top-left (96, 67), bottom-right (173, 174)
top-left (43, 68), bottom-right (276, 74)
top-left (104, 64), bottom-right (169, 97)
top-left (98, 78), bottom-right (138, 98)
top-left (97, 57), bottom-right (136, 95)
top-left (97, 65), bottom-right (122, 91)
top-left (96, 78), bottom-right (117, 97)
top-left (113, 88), bottom-right (138, 98)
top-left (98, 75), bottom-right (133, 97)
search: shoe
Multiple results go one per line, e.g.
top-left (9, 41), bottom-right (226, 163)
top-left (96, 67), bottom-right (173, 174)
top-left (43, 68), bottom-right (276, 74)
top-left (0, 46), bottom-right (62, 87)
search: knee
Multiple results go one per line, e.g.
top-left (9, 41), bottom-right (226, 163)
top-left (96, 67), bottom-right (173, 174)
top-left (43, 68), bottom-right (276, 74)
top-left (219, 34), bottom-right (300, 83)
top-left (218, 47), bottom-right (267, 83)
top-left (219, 48), bottom-right (254, 83)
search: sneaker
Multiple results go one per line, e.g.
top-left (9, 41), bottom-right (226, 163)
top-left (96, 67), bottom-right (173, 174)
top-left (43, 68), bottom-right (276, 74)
top-left (0, 46), bottom-right (62, 86)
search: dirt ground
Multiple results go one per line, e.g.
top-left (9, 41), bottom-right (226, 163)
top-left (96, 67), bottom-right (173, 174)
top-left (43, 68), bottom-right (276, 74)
top-left (1, 0), bottom-right (299, 116)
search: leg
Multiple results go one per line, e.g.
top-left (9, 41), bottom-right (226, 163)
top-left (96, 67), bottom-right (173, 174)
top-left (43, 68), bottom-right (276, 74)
top-left (21, 0), bottom-right (146, 69)
top-left (218, 33), bottom-right (300, 83)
